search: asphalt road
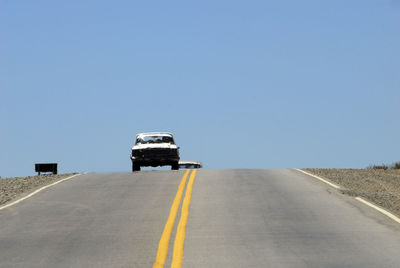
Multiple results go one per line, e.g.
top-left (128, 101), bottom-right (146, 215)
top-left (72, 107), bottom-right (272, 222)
top-left (1, 169), bottom-right (400, 267)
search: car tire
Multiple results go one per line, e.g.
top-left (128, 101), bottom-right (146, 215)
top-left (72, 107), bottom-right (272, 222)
top-left (132, 163), bottom-right (141, 172)
top-left (171, 162), bottom-right (179, 170)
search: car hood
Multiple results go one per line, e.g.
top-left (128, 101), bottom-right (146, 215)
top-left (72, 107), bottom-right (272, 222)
top-left (132, 143), bottom-right (178, 150)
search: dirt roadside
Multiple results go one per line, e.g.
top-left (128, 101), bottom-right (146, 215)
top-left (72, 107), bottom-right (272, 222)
top-left (0, 174), bottom-right (77, 206)
top-left (304, 169), bottom-right (400, 217)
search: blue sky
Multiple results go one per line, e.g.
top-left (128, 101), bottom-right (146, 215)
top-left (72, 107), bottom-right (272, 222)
top-left (1, 0), bottom-right (399, 177)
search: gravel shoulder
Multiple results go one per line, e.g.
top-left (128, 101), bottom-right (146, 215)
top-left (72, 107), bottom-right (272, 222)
top-left (304, 168), bottom-right (400, 217)
top-left (0, 174), bottom-right (77, 206)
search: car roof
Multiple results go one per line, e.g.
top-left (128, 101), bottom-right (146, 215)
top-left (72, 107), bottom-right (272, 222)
top-left (179, 161), bottom-right (202, 165)
top-left (136, 132), bottom-right (173, 138)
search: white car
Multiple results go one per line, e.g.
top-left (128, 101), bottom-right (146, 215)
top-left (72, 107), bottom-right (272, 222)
top-left (130, 132), bottom-right (180, 171)
top-left (178, 161), bottom-right (202, 169)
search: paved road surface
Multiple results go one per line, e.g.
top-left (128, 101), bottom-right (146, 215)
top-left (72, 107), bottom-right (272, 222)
top-left (1, 169), bottom-right (400, 267)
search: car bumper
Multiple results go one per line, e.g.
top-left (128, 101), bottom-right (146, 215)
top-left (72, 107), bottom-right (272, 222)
top-left (131, 156), bottom-right (179, 166)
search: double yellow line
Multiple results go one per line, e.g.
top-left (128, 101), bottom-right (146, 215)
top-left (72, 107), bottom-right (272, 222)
top-left (153, 169), bottom-right (198, 268)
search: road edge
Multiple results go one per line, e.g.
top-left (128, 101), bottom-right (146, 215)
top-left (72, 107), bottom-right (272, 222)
top-left (295, 168), bottom-right (341, 189)
top-left (0, 174), bottom-right (81, 211)
top-left (295, 169), bottom-right (400, 225)
top-left (355, 197), bottom-right (400, 224)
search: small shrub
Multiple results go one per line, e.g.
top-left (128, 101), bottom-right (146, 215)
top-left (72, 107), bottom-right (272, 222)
top-left (367, 164), bottom-right (389, 170)
top-left (393, 162), bottom-right (400, 169)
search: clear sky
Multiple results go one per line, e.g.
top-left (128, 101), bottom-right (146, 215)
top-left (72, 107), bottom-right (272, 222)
top-left (1, 0), bottom-right (399, 177)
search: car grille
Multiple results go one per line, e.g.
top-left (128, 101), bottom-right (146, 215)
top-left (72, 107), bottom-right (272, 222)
top-left (133, 148), bottom-right (178, 158)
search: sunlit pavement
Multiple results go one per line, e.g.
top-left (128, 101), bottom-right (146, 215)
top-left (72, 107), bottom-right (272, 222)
top-left (1, 169), bottom-right (400, 268)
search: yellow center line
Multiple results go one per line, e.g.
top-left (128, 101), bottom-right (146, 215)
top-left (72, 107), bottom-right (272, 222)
top-left (153, 169), bottom-right (191, 268)
top-left (171, 169), bottom-right (198, 268)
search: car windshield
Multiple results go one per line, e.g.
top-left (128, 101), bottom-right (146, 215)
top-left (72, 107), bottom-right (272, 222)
top-left (180, 164), bottom-right (196, 169)
top-left (136, 135), bottom-right (174, 144)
